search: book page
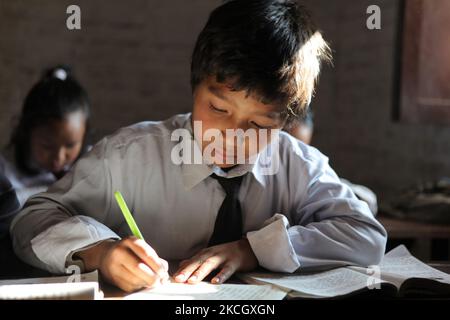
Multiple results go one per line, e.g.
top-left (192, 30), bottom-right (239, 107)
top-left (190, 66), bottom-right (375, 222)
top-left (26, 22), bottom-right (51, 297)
top-left (239, 268), bottom-right (378, 298)
top-left (380, 245), bottom-right (450, 285)
top-left (124, 282), bottom-right (287, 300)
top-left (350, 245), bottom-right (450, 289)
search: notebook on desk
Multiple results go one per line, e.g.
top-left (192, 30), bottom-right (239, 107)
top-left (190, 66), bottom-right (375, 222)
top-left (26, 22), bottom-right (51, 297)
top-left (124, 281), bottom-right (287, 300)
top-left (0, 269), bottom-right (287, 300)
top-left (0, 270), bottom-right (102, 300)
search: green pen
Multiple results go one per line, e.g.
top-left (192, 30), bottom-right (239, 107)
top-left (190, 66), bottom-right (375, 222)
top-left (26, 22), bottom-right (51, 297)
top-left (114, 191), bottom-right (169, 280)
top-left (114, 191), bottom-right (144, 240)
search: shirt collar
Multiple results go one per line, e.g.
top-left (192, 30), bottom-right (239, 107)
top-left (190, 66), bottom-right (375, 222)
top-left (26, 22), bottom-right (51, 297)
top-left (179, 114), bottom-right (267, 190)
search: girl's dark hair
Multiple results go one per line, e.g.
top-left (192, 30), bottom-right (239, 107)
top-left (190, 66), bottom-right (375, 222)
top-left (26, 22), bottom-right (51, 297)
top-left (191, 0), bottom-right (331, 125)
top-left (10, 65), bottom-right (91, 174)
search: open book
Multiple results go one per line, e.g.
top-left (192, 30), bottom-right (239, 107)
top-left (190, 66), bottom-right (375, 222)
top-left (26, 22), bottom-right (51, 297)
top-left (238, 245), bottom-right (450, 299)
top-left (0, 270), bottom-right (102, 300)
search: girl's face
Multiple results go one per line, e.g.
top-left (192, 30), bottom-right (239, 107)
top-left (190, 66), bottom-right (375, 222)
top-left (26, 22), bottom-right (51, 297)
top-left (30, 111), bottom-right (86, 175)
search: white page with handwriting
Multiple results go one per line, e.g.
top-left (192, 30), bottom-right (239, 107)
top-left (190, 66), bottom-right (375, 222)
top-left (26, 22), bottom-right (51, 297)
top-left (124, 282), bottom-right (287, 300)
top-left (242, 267), bottom-right (375, 298)
top-left (379, 245), bottom-right (450, 285)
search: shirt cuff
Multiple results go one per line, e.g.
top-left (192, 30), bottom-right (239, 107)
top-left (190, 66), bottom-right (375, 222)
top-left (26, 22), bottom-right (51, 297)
top-left (31, 216), bottom-right (120, 274)
top-left (246, 213), bottom-right (300, 273)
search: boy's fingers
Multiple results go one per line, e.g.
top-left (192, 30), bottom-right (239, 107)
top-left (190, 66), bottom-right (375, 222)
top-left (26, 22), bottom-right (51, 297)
top-left (123, 259), bottom-right (159, 288)
top-left (116, 246), bottom-right (159, 287)
top-left (187, 256), bottom-right (225, 284)
top-left (211, 264), bottom-right (236, 284)
top-left (176, 247), bottom-right (212, 272)
top-left (178, 259), bottom-right (190, 270)
top-left (161, 258), bottom-right (169, 272)
top-left (174, 262), bottom-right (201, 282)
top-left (123, 237), bottom-right (168, 278)
top-left (174, 255), bottom-right (210, 282)
top-left (174, 259), bottom-right (195, 276)
top-left (115, 265), bottom-right (148, 292)
top-left (156, 258), bottom-right (170, 283)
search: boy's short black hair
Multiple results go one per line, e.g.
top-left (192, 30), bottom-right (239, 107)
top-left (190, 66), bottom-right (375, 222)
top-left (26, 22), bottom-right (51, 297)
top-left (191, 0), bottom-right (331, 125)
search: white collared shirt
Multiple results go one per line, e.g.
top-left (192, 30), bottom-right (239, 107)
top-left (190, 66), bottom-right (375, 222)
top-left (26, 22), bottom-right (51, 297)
top-left (11, 113), bottom-right (387, 274)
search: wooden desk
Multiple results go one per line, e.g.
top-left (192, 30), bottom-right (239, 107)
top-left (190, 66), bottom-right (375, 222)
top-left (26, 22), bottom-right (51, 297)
top-left (377, 214), bottom-right (450, 261)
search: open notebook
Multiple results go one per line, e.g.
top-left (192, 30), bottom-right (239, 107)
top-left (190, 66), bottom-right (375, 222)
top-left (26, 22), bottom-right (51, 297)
top-left (0, 271), bottom-right (102, 300)
top-left (0, 269), bottom-right (287, 300)
top-left (238, 245), bottom-right (450, 299)
top-left (120, 261), bottom-right (288, 300)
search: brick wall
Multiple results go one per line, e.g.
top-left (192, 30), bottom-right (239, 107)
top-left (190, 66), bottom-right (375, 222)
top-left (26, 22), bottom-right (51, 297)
top-left (0, 0), bottom-right (221, 144)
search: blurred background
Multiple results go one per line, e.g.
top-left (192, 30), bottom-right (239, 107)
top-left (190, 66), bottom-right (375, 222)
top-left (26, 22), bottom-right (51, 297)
top-left (0, 0), bottom-right (449, 260)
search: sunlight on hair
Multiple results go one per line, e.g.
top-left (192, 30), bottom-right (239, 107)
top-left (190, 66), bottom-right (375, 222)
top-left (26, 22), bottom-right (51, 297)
top-left (280, 31), bottom-right (332, 114)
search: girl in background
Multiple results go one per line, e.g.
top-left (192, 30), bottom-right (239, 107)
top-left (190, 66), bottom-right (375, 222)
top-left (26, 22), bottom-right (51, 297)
top-left (0, 65), bottom-right (91, 208)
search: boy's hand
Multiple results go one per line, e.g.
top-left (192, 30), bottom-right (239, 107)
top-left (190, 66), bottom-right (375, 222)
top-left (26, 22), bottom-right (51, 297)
top-left (75, 236), bottom-right (169, 292)
top-left (173, 238), bottom-right (258, 284)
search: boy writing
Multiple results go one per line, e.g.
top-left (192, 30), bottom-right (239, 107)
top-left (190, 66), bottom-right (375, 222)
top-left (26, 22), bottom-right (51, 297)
top-left (11, 0), bottom-right (386, 292)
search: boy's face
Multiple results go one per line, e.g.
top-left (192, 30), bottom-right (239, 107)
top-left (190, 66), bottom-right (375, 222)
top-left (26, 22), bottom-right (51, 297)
top-left (192, 77), bottom-right (285, 168)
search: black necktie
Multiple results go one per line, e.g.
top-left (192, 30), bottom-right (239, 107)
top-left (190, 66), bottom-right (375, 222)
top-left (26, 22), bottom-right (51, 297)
top-left (208, 173), bottom-right (245, 246)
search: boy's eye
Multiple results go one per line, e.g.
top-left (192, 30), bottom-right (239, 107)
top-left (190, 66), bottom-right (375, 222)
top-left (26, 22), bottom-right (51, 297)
top-left (209, 103), bottom-right (227, 113)
top-left (250, 121), bottom-right (272, 129)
